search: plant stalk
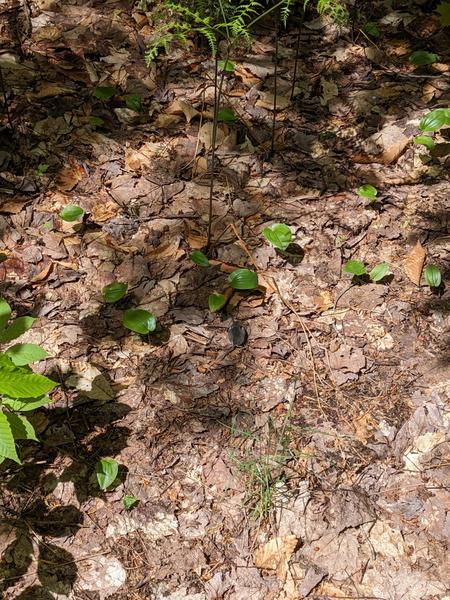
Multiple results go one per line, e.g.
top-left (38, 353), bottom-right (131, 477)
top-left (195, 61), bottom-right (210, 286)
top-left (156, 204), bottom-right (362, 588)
top-left (270, 16), bottom-right (279, 159)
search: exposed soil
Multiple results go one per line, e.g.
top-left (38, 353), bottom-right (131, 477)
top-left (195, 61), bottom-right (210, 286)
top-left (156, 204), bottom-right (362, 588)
top-left (0, 1), bottom-right (449, 599)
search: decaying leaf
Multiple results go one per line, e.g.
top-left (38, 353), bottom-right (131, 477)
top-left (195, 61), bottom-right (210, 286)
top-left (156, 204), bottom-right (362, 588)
top-left (253, 535), bottom-right (298, 581)
top-left (404, 240), bottom-right (426, 285)
top-left (320, 78), bottom-right (339, 106)
top-left (256, 92), bottom-right (291, 111)
top-left (55, 160), bottom-right (85, 191)
top-left (166, 99), bottom-right (199, 123)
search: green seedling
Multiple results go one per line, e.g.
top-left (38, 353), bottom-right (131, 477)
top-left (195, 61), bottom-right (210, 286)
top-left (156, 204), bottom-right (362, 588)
top-left (228, 269), bottom-right (258, 290)
top-left (217, 108), bottom-right (237, 123)
top-left (93, 86), bottom-right (116, 101)
top-left (208, 293), bottom-right (226, 313)
top-left (0, 298), bottom-right (56, 464)
top-left (218, 59), bottom-right (235, 73)
top-left (262, 223), bottom-right (292, 251)
top-left (424, 264), bottom-right (442, 288)
top-left (35, 164), bottom-right (49, 178)
top-left (96, 458), bottom-right (118, 491)
top-left (357, 184), bottom-right (378, 201)
top-left (123, 309), bottom-right (156, 335)
top-left (419, 108), bottom-right (450, 132)
top-left (59, 205), bottom-right (84, 222)
top-left (364, 22), bottom-right (380, 37)
top-left (190, 251), bottom-right (210, 267)
top-left (409, 50), bottom-right (439, 66)
top-left (102, 282), bottom-right (128, 304)
top-left (123, 494), bottom-right (139, 510)
top-left (125, 94), bottom-right (142, 112)
top-left (413, 135), bottom-right (435, 150)
top-left (343, 260), bottom-right (390, 282)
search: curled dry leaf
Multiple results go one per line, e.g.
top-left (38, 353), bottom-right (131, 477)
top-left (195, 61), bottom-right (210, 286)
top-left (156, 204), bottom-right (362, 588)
top-left (165, 99), bottom-right (199, 123)
top-left (253, 535), bottom-right (298, 581)
top-left (55, 160), bottom-right (85, 191)
top-left (404, 240), bottom-right (426, 285)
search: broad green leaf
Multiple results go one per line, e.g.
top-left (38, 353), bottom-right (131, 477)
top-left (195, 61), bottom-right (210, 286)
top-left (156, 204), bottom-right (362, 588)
top-left (0, 354), bottom-right (14, 367)
top-left (424, 264), bottom-right (442, 287)
top-left (123, 309), bottom-right (156, 334)
top-left (0, 299), bottom-right (12, 331)
top-left (419, 108), bottom-right (448, 132)
top-left (343, 260), bottom-right (367, 276)
top-left (218, 59), bottom-right (235, 73)
top-left (228, 269), bottom-right (259, 290)
top-left (262, 223), bottom-right (292, 251)
top-left (208, 293), bottom-right (226, 313)
top-left (102, 282), bottom-right (128, 303)
top-left (123, 494), bottom-right (139, 510)
top-left (437, 1), bottom-right (450, 26)
top-left (96, 457), bottom-right (119, 490)
top-left (89, 116), bottom-right (104, 127)
top-left (6, 344), bottom-right (48, 366)
top-left (0, 367), bottom-right (57, 398)
top-left (0, 317), bottom-right (36, 343)
top-left (364, 22), bottom-right (380, 37)
top-left (2, 394), bottom-right (52, 411)
top-left (0, 412), bottom-right (20, 463)
top-left (93, 86), bottom-right (116, 100)
top-left (59, 205), bottom-right (84, 222)
top-left (369, 262), bottom-right (390, 282)
top-left (190, 251), bottom-right (210, 267)
top-left (6, 413), bottom-right (37, 441)
top-left (357, 184), bottom-right (378, 200)
top-left (125, 94), bottom-right (142, 112)
top-left (413, 135), bottom-right (435, 150)
top-left (217, 108), bottom-right (237, 123)
top-left (409, 50), bottom-right (439, 66)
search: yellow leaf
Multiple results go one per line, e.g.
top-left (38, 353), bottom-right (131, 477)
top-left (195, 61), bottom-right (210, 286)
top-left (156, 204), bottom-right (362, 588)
top-left (253, 535), bottom-right (298, 581)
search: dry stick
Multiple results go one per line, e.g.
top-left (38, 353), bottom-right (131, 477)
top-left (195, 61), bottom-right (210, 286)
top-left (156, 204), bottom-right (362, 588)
top-left (229, 223), bottom-right (321, 405)
top-left (270, 16), bottom-right (279, 159)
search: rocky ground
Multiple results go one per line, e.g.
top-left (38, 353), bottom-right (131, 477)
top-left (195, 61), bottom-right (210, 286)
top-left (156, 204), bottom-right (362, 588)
top-left (0, 0), bottom-right (449, 598)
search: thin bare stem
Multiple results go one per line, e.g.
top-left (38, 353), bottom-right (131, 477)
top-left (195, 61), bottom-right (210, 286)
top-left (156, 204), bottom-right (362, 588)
top-left (270, 17), bottom-right (279, 159)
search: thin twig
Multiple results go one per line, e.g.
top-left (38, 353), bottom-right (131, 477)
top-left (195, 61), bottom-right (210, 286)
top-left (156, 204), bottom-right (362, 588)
top-left (270, 17), bottom-right (279, 159)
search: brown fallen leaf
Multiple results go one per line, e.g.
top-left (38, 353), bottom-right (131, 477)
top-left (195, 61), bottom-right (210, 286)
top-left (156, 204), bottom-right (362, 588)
top-left (404, 240), bottom-right (426, 285)
top-left (166, 99), bottom-right (199, 123)
top-left (55, 160), bottom-right (84, 192)
top-left (253, 535), bottom-right (298, 581)
top-left (256, 92), bottom-right (291, 111)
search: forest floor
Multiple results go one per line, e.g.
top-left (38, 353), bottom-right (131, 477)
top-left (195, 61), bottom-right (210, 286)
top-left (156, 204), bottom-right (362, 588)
top-left (0, 0), bottom-right (449, 598)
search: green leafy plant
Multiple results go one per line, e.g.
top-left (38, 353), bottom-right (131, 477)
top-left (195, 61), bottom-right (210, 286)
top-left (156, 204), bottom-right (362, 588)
top-left (59, 205), bottom-right (84, 222)
top-left (0, 299), bottom-right (56, 464)
top-left (228, 268), bottom-right (258, 290)
top-left (357, 184), bottom-right (378, 201)
top-left (363, 22), bottom-right (380, 37)
top-left (413, 135), bottom-right (435, 150)
top-left (190, 250), bottom-right (210, 267)
top-left (102, 282), bottom-right (128, 304)
top-left (208, 292), bottom-right (226, 312)
top-left (96, 457), bottom-right (119, 490)
top-left (35, 163), bottom-right (49, 178)
top-left (436, 1), bottom-right (450, 26)
top-left (217, 107), bottom-right (237, 123)
top-left (93, 86), bottom-right (116, 100)
top-left (419, 108), bottom-right (450, 132)
top-left (262, 223), bottom-right (292, 251)
top-left (125, 94), bottom-right (142, 112)
top-left (123, 309), bottom-right (156, 334)
top-left (123, 494), bottom-right (139, 510)
top-left (424, 265), bottom-right (442, 288)
top-left (409, 50), bottom-right (439, 66)
top-left (343, 260), bottom-right (390, 282)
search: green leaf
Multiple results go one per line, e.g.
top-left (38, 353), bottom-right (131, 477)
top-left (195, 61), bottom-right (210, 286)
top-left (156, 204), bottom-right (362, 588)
top-left (228, 269), bottom-right (259, 290)
top-left (0, 367), bottom-right (57, 398)
top-left (218, 59), bottom-right (235, 73)
top-left (208, 293), bottom-right (226, 313)
top-left (6, 344), bottom-right (48, 366)
top-left (357, 184), bottom-right (378, 200)
top-left (343, 260), bottom-right (367, 276)
top-left (424, 264), bottom-right (442, 287)
top-left (364, 22), bottom-right (380, 37)
top-left (0, 354), bottom-right (14, 367)
top-left (190, 251), bottom-right (210, 267)
top-left (96, 457), bottom-right (119, 491)
top-left (2, 394), bottom-right (52, 411)
top-left (93, 86), bottom-right (116, 100)
top-left (89, 116), bottom-right (104, 127)
top-left (123, 309), bottom-right (156, 334)
top-left (59, 205), bottom-right (84, 222)
top-left (125, 94), bottom-right (142, 112)
top-left (5, 413), bottom-right (38, 441)
top-left (0, 299), bottom-right (11, 331)
top-left (123, 494), bottom-right (139, 510)
top-left (0, 317), bottom-right (36, 343)
top-left (0, 412), bottom-right (20, 463)
top-left (102, 282), bottom-right (128, 304)
top-left (436, 1), bottom-right (450, 26)
top-left (217, 108), bottom-right (237, 123)
top-left (35, 163), bottom-right (49, 177)
top-left (262, 223), bottom-right (292, 251)
top-left (409, 50), bottom-right (439, 66)
top-left (413, 135), bottom-right (435, 150)
top-left (419, 108), bottom-right (448, 132)
top-left (369, 262), bottom-right (390, 282)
